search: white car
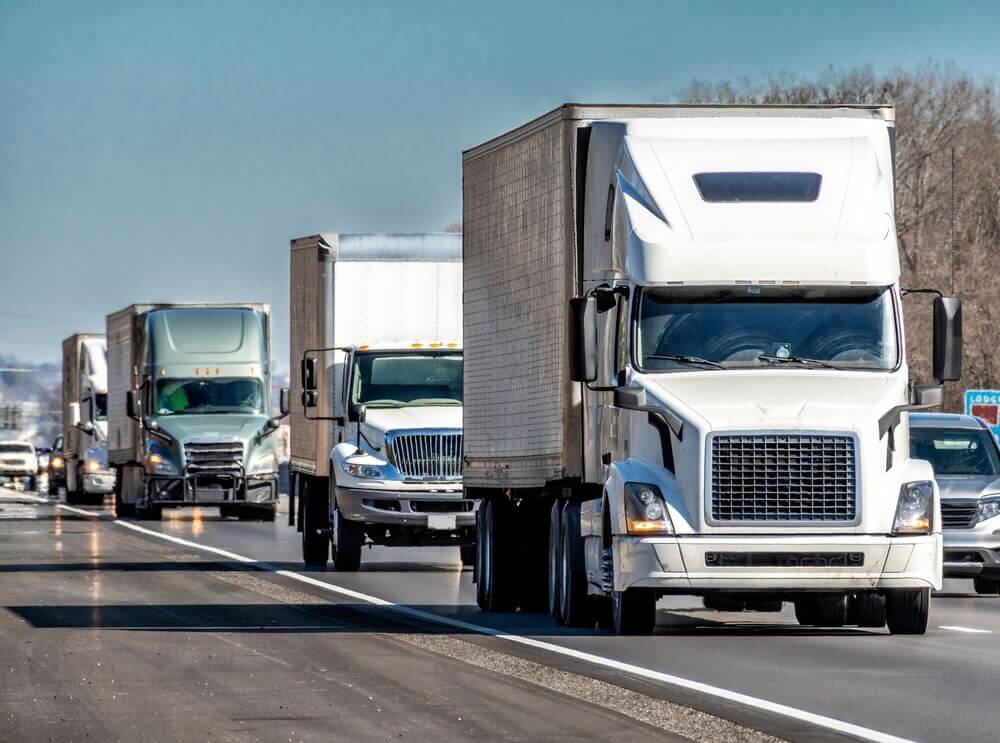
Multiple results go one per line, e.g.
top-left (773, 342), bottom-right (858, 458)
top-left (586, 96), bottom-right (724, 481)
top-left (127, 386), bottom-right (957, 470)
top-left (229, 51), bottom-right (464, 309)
top-left (0, 441), bottom-right (39, 490)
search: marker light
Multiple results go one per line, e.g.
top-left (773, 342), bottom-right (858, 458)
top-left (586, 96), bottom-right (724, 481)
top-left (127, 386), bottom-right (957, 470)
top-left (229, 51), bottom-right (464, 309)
top-left (447, 342), bottom-right (458, 348)
top-left (358, 345), bottom-right (370, 350)
top-left (411, 343), bottom-right (423, 348)
top-left (429, 342), bottom-right (442, 348)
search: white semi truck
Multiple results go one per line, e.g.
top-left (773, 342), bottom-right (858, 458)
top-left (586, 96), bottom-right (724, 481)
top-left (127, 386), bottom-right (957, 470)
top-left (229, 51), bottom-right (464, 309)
top-left (463, 104), bottom-right (963, 635)
top-left (290, 233), bottom-right (473, 570)
top-left (62, 333), bottom-right (116, 503)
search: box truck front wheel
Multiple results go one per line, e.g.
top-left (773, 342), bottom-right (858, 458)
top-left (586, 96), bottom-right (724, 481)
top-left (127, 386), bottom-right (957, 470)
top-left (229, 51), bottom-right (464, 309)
top-left (300, 476), bottom-right (330, 568)
top-left (475, 496), bottom-right (517, 612)
top-left (612, 588), bottom-right (657, 635)
top-left (885, 588), bottom-right (930, 635)
top-left (330, 506), bottom-right (363, 572)
top-left (113, 469), bottom-right (134, 517)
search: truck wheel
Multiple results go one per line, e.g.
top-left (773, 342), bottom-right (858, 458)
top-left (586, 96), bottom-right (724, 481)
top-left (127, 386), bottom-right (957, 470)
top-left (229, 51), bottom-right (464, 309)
top-left (797, 594), bottom-right (848, 627)
top-left (330, 507), bottom-right (363, 571)
top-left (459, 543), bottom-right (475, 567)
top-left (301, 478), bottom-right (330, 568)
top-left (612, 588), bottom-right (656, 635)
top-left (849, 594), bottom-right (887, 627)
top-left (794, 599), bottom-right (818, 626)
top-left (559, 501), bottom-right (594, 628)
top-left (973, 577), bottom-right (998, 595)
top-left (475, 497), bottom-right (517, 612)
top-left (548, 499), bottom-right (563, 621)
top-left (886, 588), bottom-right (930, 635)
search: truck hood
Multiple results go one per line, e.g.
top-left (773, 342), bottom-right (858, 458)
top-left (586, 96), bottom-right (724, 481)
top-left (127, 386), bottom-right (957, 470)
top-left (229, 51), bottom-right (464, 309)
top-left (646, 371), bottom-right (892, 432)
top-left (154, 414), bottom-right (269, 443)
top-left (361, 406), bottom-right (462, 451)
top-left (937, 475), bottom-right (1000, 501)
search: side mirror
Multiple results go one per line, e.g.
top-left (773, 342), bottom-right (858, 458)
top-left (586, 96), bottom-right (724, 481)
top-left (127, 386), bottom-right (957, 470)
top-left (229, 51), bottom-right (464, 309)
top-left (913, 384), bottom-right (944, 407)
top-left (126, 391), bottom-right (139, 420)
top-left (279, 387), bottom-right (290, 417)
top-left (614, 387), bottom-right (647, 408)
top-left (933, 296), bottom-right (962, 382)
top-left (570, 296), bottom-right (597, 383)
top-left (348, 402), bottom-right (367, 423)
top-left (301, 390), bottom-right (318, 409)
top-left (68, 402), bottom-right (81, 428)
top-left (77, 421), bottom-right (95, 435)
top-left (302, 357), bottom-right (318, 392)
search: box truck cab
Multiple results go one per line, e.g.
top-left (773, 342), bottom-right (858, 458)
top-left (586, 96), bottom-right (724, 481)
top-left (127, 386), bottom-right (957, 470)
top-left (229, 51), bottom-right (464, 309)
top-left (462, 105), bottom-right (963, 636)
top-left (62, 334), bottom-right (116, 503)
top-left (108, 304), bottom-right (284, 520)
top-left (290, 233), bottom-right (473, 571)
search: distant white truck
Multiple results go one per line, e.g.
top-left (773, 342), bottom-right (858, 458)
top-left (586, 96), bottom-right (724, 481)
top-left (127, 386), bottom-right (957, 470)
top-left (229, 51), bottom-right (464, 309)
top-left (62, 333), bottom-right (116, 503)
top-left (290, 233), bottom-right (473, 570)
top-left (463, 104), bottom-right (963, 635)
top-left (0, 441), bottom-right (38, 490)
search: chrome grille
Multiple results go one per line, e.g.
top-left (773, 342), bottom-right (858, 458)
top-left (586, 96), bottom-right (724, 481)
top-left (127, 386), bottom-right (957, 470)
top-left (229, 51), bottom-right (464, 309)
top-left (390, 433), bottom-right (462, 480)
top-left (184, 441), bottom-right (243, 473)
top-left (941, 502), bottom-right (979, 529)
top-left (710, 433), bottom-right (857, 522)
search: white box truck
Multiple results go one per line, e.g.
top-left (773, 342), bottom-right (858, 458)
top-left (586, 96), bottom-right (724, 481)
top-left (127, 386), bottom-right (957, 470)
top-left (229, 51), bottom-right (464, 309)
top-left (463, 104), bottom-right (963, 635)
top-left (290, 233), bottom-right (473, 570)
top-left (107, 303), bottom-right (285, 520)
top-left (62, 333), bottom-right (116, 503)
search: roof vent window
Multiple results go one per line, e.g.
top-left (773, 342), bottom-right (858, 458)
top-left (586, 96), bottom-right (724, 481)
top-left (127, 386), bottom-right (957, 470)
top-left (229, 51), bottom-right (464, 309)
top-left (693, 172), bottom-right (822, 203)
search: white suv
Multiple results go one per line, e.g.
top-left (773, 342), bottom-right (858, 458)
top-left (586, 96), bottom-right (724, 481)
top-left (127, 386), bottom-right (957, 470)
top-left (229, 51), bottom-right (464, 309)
top-left (0, 441), bottom-right (39, 490)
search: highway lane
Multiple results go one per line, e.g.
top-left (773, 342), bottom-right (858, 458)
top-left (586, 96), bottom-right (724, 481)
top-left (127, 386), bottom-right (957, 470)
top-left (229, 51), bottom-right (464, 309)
top-left (10, 490), bottom-right (1000, 742)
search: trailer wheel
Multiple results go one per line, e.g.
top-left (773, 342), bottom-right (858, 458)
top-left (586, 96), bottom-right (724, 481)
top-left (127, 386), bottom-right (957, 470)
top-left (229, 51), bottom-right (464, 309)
top-left (849, 593), bottom-right (887, 627)
top-left (300, 477), bottom-right (330, 568)
top-left (548, 499), bottom-right (563, 621)
top-left (886, 588), bottom-right (930, 635)
top-left (612, 588), bottom-right (656, 635)
top-left (973, 577), bottom-right (999, 595)
top-left (475, 496), bottom-right (517, 612)
top-left (330, 506), bottom-right (363, 571)
top-left (559, 502), bottom-right (594, 628)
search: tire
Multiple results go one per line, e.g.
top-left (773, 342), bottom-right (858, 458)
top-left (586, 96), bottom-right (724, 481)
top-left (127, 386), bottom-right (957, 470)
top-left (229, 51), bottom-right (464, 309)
top-left (475, 497), bottom-right (518, 612)
top-left (548, 499), bottom-right (563, 622)
top-left (797, 594), bottom-right (848, 627)
top-left (301, 477), bottom-right (330, 568)
top-left (113, 467), bottom-right (134, 518)
top-left (612, 588), bottom-right (657, 635)
top-left (849, 593), bottom-right (887, 627)
top-left (973, 577), bottom-right (998, 595)
top-left (330, 505), bottom-right (363, 571)
top-left (459, 543), bottom-right (475, 567)
top-left (559, 502), bottom-right (594, 628)
top-left (794, 599), bottom-right (818, 626)
top-left (886, 588), bottom-right (930, 635)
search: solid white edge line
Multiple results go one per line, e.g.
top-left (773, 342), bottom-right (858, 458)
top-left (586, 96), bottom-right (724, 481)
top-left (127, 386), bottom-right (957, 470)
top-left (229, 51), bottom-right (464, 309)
top-left (939, 625), bottom-right (992, 634)
top-left (30, 493), bottom-right (913, 743)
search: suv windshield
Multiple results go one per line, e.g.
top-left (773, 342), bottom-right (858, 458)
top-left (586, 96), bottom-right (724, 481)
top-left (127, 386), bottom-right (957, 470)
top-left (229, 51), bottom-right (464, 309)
top-left (351, 352), bottom-right (462, 407)
top-left (911, 427), bottom-right (1000, 476)
top-left (636, 286), bottom-right (898, 371)
top-left (155, 378), bottom-right (263, 416)
top-left (0, 443), bottom-right (32, 454)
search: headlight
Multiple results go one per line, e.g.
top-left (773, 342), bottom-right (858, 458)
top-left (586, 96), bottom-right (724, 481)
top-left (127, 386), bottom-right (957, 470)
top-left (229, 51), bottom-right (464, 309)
top-left (624, 482), bottom-right (674, 535)
top-left (978, 497), bottom-right (1000, 523)
top-left (247, 451), bottom-right (278, 476)
top-left (146, 441), bottom-right (178, 475)
top-left (342, 461), bottom-right (383, 480)
top-left (51, 456), bottom-right (64, 470)
top-left (893, 480), bottom-right (934, 534)
top-left (84, 459), bottom-right (103, 474)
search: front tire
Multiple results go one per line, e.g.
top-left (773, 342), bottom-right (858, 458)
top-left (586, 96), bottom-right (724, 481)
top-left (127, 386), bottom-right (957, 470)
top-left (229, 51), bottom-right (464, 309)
top-left (330, 505), bottom-right (363, 571)
top-left (886, 588), bottom-right (930, 635)
top-left (558, 502), bottom-right (593, 628)
top-left (849, 593), bottom-right (887, 627)
top-left (612, 588), bottom-right (657, 635)
top-left (475, 496), bottom-right (517, 612)
top-left (300, 477), bottom-right (330, 568)
top-left (973, 577), bottom-right (999, 595)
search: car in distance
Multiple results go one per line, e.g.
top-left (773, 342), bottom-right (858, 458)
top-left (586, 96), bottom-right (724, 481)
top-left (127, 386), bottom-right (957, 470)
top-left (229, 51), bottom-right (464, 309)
top-left (0, 441), bottom-right (39, 490)
top-left (910, 413), bottom-right (1000, 594)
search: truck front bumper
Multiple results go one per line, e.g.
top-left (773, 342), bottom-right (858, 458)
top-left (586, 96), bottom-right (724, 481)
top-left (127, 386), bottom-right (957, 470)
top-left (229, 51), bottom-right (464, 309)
top-left (83, 471), bottom-right (116, 494)
top-left (148, 474), bottom-right (279, 506)
top-left (942, 529), bottom-right (1000, 578)
top-left (336, 486), bottom-right (477, 530)
top-left (615, 534), bottom-right (942, 592)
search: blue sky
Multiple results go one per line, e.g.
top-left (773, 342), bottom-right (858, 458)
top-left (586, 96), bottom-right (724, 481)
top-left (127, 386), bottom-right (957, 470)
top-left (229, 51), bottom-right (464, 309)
top-left (2, 0), bottom-right (999, 368)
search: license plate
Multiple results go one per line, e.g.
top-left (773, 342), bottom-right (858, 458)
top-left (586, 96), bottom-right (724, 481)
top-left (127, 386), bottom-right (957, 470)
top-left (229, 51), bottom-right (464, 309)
top-left (427, 514), bottom-right (457, 531)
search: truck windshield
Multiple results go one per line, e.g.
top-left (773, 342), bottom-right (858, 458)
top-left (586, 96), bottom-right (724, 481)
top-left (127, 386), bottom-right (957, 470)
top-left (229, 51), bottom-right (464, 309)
top-left (94, 393), bottom-right (108, 422)
top-left (910, 428), bottom-right (1000, 476)
top-left (636, 286), bottom-right (898, 371)
top-left (351, 352), bottom-right (462, 407)
top-left (155, 378), bottom-right (263, 416)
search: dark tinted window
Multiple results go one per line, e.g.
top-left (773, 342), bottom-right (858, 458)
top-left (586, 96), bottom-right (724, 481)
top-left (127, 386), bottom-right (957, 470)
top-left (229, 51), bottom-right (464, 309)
top-left (910, 428), bottom-right (1000, 476)
top-left (694, 172), bottom-right (822, 202)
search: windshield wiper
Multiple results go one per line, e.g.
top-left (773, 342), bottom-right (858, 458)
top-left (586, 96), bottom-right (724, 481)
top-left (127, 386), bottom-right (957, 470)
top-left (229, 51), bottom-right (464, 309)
top-left (646, 354), bottom-right (725, 369)
top-left (758, 355), bottom-right (840, 369)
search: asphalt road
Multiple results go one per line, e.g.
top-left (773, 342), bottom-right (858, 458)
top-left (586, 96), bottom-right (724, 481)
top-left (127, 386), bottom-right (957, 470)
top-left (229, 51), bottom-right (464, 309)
top-left (4, 489), bottom-right (1000, 742)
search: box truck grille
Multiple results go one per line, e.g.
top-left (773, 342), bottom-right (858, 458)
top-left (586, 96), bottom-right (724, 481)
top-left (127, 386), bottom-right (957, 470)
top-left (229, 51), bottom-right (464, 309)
top-left (184, 441), bottom-right (244, 472)
top-left (710, 434), bottom-right (857, 522)
top-left (390, 433), bottom-right (462, 481)
top-left (941, 502), bottom-right (979, 529)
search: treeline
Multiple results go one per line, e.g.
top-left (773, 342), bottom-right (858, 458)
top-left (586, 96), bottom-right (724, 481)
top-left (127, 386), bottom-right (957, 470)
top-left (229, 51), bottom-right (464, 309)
top-left (682, 64), bottom-right (1000, 411)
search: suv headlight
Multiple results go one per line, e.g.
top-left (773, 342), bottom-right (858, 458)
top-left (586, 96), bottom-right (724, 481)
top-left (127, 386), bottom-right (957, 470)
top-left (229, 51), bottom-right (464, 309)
top-left (146, 440), bottom-right (178, 475)
top-left (624, 482), bottom-right (674, 535)
top-left (342, 461), bottom-right (383, 480)
top-left (893, 480), bottom-right (934, 534)
top-left (247, 451), bottom-right (278, 476)
top-left (978, 497), bottom-right (1000, 523)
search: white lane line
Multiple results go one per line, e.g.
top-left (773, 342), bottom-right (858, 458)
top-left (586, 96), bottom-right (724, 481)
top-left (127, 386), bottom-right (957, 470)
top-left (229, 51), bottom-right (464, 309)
top-left (939, 625), bottom-right (993, 634)
top-left (37, 495), bottom-right (913, 743)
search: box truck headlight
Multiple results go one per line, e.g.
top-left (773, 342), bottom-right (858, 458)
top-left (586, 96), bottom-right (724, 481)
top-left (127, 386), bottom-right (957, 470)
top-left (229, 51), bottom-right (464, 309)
top-left (84, 459), bottom-right (103, 474)
top-left (893, 481), bottom-right (934, 534)
top-left (624, 483), bottom-right (674, 535)
top-left (342, 461), bottom-right (383, 480)
top-left (247, 451), bottom-right (277, 476)
top-left (977, 497), bottom-right (1000, 523)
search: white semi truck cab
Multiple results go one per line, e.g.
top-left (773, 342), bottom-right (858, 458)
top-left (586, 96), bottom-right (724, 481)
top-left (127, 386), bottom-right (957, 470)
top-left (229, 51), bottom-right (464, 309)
top-left (462, 104), bottom-right (963, 635)
top-left (289, 234), bottom-right (473, 570)
top-left (62, 333), bottom-right (116, 503)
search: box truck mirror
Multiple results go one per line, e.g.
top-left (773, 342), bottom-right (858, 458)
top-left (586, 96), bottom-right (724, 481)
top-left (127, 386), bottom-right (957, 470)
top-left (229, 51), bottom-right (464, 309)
top-left (302, 390), bottom-right (318, 409)
top-left (68, 402), bottom-right (81, 428)
top-left (570, 296), bottom-right (597, 383)
top-left (933, 296), bottom-right (962, 383)
top-left (302, 357), bottom-right (318, 392)
top-left (912, 384), bottom-right (944, 407)
top-left (279, 387), bottom-right (291, 417)
top-left (348, 402), bottom-right (367, 424)
top-left (125, 391), bottom-right (138, 420)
